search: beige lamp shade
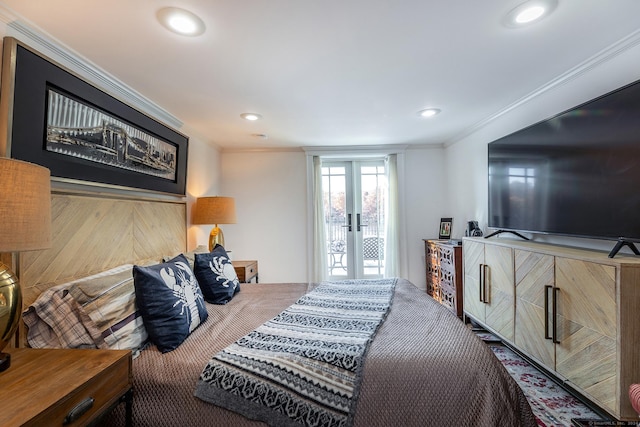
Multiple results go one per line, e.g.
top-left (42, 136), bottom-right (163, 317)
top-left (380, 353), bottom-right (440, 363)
top-left (193, 196), bottom-right (236, 250)
top-left (0, 157), bottom-right (51, 371)
top-left (0, 157), bottom-right (52, 251)
top-left (193, 196), bottom-right (237, 225)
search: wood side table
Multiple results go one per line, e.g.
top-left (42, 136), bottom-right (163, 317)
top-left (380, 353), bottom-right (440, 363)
top-left (233, 260), bottom-right (259, 283)
top-left (0, 348), bottom-right (132, 426)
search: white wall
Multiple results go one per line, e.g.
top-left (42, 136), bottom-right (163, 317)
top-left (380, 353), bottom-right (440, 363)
top-left (213, 35), bottom-right (640, 287)
top-left (185, 130), bottom-right (222, 250)
top-left (219, 150), bottom-right (309, 283)
top-left (403, 146), bottom-right (447, 289)
top-left (7, 10), bottom-right (640, 284)
top-left (0, 18), bottom-right (223, 253)
top-left (444, 39), bottom-right (640, 254)
top-left (217, 146), bottom-right (447, 288)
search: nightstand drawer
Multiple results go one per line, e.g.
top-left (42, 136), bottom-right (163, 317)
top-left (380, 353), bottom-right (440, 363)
top-left (233, 260), bottom-right (258, 283)
top-left (32, 353), bottom-right (130, 426)
top-left (2, 348), bottom-right (132, 427)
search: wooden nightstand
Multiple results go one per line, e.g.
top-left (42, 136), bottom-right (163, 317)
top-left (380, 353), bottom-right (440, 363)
top-left (0, 348), bottom-right (132, 426)
top-left (233, 260), bottom-right (259, 283)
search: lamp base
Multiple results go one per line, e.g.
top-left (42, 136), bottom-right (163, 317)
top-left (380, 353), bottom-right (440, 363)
top-left (0, 352), bottom-right (10, 372)
top-left (0, 261), bottom-right (21, 366)
top-left (208, 225), bottom-right (226, 251)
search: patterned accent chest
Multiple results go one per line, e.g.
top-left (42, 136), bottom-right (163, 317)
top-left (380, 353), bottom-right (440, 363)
top-left (424, 239), bottom-right (463, 316)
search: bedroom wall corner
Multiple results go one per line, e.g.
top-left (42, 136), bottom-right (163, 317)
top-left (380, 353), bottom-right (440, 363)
top-left (443, 36), bottom-right (640, 253)
top-left (220, 149), bottom-right (308, 283)
top-left (219, 146), bottom-right (448, 288)
top-left (403, 146), bottom-right (447, 291)
top-left (0, 10), bottom-right (9, 101)
top-left (185, 135), bottom-right (222, 251)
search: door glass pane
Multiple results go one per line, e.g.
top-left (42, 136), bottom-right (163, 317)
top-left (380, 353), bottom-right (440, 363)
top-left (361, 163), bottom-right (386, 277)
top-left (323, 161), bottom-right (386, 279)
top-left (323, 166), bottom-right (348, 277)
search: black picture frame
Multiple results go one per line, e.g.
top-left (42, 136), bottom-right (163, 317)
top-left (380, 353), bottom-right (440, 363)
top-left (439, 217), bottom-right (452, 239)
top-left (0, 37), bottom-right (188, 195)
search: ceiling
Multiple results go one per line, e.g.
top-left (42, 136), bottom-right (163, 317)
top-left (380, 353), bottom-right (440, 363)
top-left (2, 1), bottom-right (640, 150)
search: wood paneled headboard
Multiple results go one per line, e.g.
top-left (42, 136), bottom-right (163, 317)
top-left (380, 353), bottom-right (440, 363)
top-left (15, 190), bottom-right (187, 347)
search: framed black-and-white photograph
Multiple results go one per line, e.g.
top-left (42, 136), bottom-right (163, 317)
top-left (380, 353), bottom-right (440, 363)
top-left (439, 217), bottom-right (452, 239)
top-left (0, 37), bottom-right (188, 195)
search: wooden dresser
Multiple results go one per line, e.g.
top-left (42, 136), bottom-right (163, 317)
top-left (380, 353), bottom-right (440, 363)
top-left (424, 239), bottom-right (463, 317)
top-left (0, 348), bottom-right (132, 426)
top-left (463, 236), bottom-right (640, 421)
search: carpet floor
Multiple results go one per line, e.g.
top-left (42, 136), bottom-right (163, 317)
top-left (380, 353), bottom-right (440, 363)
top-left (473, 329), bottom-right (609, 427)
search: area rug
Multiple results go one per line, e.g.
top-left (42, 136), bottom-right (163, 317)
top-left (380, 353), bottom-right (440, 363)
top-left (470, 327), bottom-right (503, 344)
top-left (473, 330), bottom-right (604, 426)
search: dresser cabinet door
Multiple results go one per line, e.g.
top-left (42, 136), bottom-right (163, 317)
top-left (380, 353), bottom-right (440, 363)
top-left (484, 244), bottom-right (515, 342)
top-left (463, 239), bottom-right (486, 322)
top-left (555, 257), bottom-right (617, 413)
top-left (514, 249), bottom-right (555, 370)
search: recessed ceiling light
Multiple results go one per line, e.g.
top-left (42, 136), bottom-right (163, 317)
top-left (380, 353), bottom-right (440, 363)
top-left (241, 113), bottom-right (262, 121)
top-left (157, 7), bottom-right (206, 37)
top-left (503, 0), bottom-right (557, 28)
top-left (418, 108), bottom-right (441, 118)
top-left (515, 6), bottom-right (545, 23)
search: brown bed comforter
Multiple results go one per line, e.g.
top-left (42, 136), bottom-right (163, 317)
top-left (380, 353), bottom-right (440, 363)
top-left (106, 279), bottom-right (535, 426)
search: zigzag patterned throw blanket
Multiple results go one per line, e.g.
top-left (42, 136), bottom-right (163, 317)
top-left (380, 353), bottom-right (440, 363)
top-left (195, 278), bottom-right (397, 427)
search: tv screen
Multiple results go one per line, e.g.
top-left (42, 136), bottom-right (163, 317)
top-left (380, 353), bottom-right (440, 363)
top-left (488, 78), bottom-right (640, 241)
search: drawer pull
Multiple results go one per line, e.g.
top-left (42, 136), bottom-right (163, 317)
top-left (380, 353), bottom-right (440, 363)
top-left (64, 397), bottom-right (94, 425)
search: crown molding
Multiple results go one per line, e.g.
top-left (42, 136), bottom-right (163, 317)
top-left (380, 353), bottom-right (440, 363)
top-left (302, 144), bottom-right (408, 157)
top-left (0, 6), bottom-right (183, 130)
top-left (446, 28), bottom-right (640, 147)
top-left (222, 146), bottom-right (304, 154)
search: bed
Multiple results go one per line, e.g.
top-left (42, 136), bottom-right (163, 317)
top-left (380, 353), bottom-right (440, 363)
top-left (17, 192), bottom-right (536, 427)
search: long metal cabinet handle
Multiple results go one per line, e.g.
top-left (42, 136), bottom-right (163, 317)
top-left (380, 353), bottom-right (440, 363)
top-left (478, 264), bottom-right (484, 302)
top-left (482, 264), bottom-right (489, 303)
top-left (552, 287), bottom-right (560, 344)
top-left (544, 285), bottom-right (552, 340)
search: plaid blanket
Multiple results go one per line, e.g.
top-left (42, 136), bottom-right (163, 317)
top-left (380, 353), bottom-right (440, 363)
top-left (195, 278), bottom-right (397, 427)
top-left (22, 264), bottom-right (148, 356)
top-left (22, 284), bottom-right (105, 349)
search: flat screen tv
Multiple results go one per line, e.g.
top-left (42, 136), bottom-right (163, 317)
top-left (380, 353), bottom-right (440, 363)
top-left (487, 77), bottom-right (640, 255)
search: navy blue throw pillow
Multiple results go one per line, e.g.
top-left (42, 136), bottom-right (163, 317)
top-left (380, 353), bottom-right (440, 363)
top-left (194, 244), bottom-right (240, 305)
top-left (133, 254), bottom-right (208, 353)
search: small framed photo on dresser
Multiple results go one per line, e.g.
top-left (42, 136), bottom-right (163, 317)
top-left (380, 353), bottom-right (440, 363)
top-left (439, 218), bottom-right (452, 239)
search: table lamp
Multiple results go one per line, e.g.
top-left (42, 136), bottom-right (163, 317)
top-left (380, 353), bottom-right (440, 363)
top-left (0, 158), bottom-right (51, 372)
top-left (192, 196), bottom-right (236, 251)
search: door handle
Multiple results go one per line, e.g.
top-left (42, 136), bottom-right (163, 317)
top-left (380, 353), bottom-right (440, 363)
top-left (341, 213), bottom-right (352, 232)
top-left (357, 213), bottom-right (369, 232)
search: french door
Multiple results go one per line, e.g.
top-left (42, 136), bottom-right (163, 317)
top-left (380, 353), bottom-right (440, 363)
top-left (322, 160), bottom-right (387, 279)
